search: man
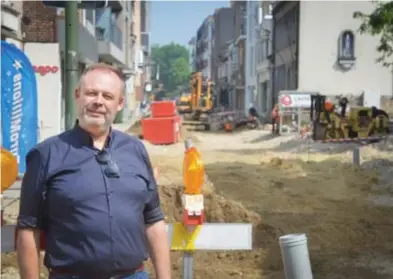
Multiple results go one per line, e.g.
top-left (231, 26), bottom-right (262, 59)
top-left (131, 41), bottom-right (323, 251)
top-left (248, 102), bottom-right (259, 119)
top-left (16, 63), bottom-right (171, 279)
top-left (271, 104), bottom-right (280, 135)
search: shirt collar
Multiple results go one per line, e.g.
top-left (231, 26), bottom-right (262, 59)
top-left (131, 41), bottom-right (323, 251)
top-left (72, 120), bottom-right (113, 148)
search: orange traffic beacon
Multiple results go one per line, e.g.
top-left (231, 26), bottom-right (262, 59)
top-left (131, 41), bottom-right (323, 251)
top-left (1, 147), bottom-right (18, 226)
top-left (182, 139), bottom-right (205, 226)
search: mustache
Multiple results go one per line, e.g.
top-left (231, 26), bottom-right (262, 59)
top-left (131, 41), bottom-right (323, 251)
top-left (84, 103), bottom-right (107, 114)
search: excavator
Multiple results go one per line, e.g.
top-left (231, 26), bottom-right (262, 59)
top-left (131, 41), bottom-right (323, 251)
top-left (182, 72), bottom-right (215, 129)
top-left (310, 94), bottom-right (390, 141)
top-left (177, 93), bottom-right (192, 114)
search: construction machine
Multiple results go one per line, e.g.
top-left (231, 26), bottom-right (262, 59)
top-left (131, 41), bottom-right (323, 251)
top-left (310, 94), bottom-right (390, 142)
top-left (182, 72), bottom-right (215, 129)
top-left (181, 72), bottom-right (248, 131)
top-left (177, 93), bottom-right (192, 114)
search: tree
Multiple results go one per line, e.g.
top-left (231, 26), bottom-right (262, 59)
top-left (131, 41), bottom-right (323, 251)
top-left (151, 43), bottom-right (191, 96)
top-left (353, 1), bottom-right (393, 68)
top-left (170, 57), bottom-right (190, 87)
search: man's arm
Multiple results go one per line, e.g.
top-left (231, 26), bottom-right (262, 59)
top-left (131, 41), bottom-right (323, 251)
top-left (138, 141), bottom-right (171, 279)
top-left (144, 186), bottom-right (171, 279)
top-left (17, 229), bottom-right (41, 279)
top-left (146, 220), bottom-right (171, 279)
top-left (17, 148), bottom-right (48, 279)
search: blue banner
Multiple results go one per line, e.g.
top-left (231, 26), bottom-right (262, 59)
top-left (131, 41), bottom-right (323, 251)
top-left (1, 41), bottom-right (38, 174)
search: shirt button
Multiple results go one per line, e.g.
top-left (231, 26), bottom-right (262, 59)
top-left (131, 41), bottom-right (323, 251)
top-left (107, 193), bottom-right (111, 197)
top-left (110, 215), bottom-right (113, 219)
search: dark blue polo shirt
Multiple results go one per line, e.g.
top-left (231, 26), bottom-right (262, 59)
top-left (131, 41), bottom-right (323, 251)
top-left (17, 123), bottom-right (164, 276)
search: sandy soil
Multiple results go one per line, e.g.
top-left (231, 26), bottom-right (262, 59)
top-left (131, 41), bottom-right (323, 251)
top-left (2, 129), bottom-right (393, 279)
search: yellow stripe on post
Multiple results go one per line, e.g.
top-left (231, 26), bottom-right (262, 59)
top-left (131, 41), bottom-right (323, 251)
top-left (171, 222), bottom-right (202, 251)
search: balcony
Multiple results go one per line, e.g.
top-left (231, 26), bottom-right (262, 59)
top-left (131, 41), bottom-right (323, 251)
top-left (57, 19), bottom-right (98, 63)
top-left (1, 1), bottom-right (22, 38)
top-left (95, 8), bottom-right (125, 65)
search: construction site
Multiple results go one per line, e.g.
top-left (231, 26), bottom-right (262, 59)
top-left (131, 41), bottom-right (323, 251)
top-left (2, 1), bottom-right (393, 278)
top-left (2, 122), bottom-right (393, 278)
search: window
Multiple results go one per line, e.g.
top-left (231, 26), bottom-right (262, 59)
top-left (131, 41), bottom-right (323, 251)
top-left (262, 82), bottom-right (268, 112)
top-left (86, 9), bottom-right (94, 23)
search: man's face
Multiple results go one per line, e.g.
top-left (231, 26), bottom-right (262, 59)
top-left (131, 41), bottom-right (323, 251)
top-left (75, 69), bottom-right (125, 134)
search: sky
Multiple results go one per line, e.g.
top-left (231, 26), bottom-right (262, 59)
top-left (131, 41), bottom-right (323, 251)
top-left (150, 1), bottom-right (229, 46)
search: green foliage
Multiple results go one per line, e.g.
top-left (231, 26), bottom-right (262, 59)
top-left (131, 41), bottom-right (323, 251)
top-left (151, 43), bottom-right (191, 95)
top-left (353, 1), bottom-right (393, 68)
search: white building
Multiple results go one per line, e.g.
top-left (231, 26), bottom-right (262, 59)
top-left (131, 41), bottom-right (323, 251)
top-left (245, 0), bottom-right (261, 110)
top-left (272, 1), bottom-right (392, 104)
top-left (255, 1), bottom-right (274, 119)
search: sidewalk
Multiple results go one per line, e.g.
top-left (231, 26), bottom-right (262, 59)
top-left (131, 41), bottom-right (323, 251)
top-left (113, 106), bottom-right (142, 133)
top-left (113, 122), bottom-right (132, 132)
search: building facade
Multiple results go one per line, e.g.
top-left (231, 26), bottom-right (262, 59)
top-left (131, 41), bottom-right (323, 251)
top-left (188, 36), bottom-right (197, 72)
top-left (211, 7), bottom-right (235, 84)
top-left (231, 0), bottom-right (247, 111)
top-left (255, 1), bottom-right (274, 118)
top-left (216, 40), bottom-right (232, 108)
top-left (1, 0), bottom-right (24, 48)
top-left (196, 15), bottom-right (214, 80)
top-left (19, 1), bottom-right (142, 140)
top-left (272, 1), bottom-right (392, 105)
top-left (245, 0), bottom-right (261, 110)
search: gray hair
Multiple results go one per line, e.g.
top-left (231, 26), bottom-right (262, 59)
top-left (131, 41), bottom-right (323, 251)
top-left (78, 63), bottom-right (126, 95)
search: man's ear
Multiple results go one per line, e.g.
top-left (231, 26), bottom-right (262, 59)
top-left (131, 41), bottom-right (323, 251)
top-left (117, 95), bottom-right (125, 112)
top-left (74, 88), bottom-right (80, 100)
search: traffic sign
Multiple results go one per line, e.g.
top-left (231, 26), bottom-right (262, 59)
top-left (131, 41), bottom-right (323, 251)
top-left (280, 95), bottom-right (292, 106)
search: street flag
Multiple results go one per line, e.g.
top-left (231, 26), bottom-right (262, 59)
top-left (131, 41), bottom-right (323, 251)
top-left (1, 41), bottom-right (38, 174)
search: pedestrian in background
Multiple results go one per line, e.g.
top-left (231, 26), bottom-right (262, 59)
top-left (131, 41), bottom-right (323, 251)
top-left (16, 63), bottom-right (171, 279)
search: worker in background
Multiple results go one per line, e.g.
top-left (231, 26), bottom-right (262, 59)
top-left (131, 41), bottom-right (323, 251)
top-left (248, 102), bottom-right (261, 129)
top-left (16, 63), bottom-right (171, 279)
top-left (324, 99), bottom-right (335, 112)
top-left (271, 104), bottom-right (280, 135)
top-left (248, 102), bottom-right (259, 119)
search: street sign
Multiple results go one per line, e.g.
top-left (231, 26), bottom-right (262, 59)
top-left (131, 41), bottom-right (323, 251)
top-left (168, 223), bottom-right (252, 251)
top-left (279, 93), bottom-right (311, 108)
top-left (1, 223), bottom-right (253, 253)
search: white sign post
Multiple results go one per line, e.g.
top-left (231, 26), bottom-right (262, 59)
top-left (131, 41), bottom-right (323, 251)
top-left (278, 91), bottom-right (317, 135)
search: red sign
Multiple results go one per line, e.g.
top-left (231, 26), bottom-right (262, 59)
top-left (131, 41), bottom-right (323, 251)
top-left (33, 65), bottom-right (59, 76)
top-left (280, 95), bottom-right (292, 106)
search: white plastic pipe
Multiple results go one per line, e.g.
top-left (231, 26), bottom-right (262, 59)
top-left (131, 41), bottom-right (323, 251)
top-left (279, 233), bottom-right (313, 279)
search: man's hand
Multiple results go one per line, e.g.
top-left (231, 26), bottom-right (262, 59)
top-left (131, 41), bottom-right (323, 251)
top-left (146, 220), bottom-right (171, 279)
top-left (153, 167), bottom-right (159, 181)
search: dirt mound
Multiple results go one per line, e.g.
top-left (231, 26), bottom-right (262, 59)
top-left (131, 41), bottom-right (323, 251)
top-left (142, 181), bottom-right (272, 279)
top-left (203, 157), bottom-right (393, 278)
